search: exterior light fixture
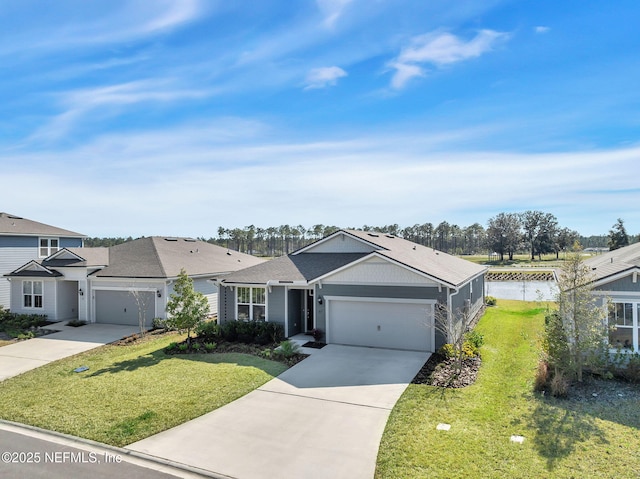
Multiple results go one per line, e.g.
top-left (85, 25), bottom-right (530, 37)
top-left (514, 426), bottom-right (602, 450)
top-left (79, 288), bottom-right (84, 296)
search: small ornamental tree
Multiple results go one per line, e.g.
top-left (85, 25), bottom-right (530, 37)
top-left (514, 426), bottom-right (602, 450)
top-left (165, 269), bottom-right (210, 343)
top-left (434, 303), bottom-right (476, 375)
top-left (550, 243), bottom-right (608, 382)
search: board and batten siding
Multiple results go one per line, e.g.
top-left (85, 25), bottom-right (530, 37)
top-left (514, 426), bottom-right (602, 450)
top-left (0, 236), bottom-right (83, 309)
top-left (594, 273), bottom-right (640, 293)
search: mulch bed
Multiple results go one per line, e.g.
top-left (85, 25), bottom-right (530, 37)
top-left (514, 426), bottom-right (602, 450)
top-left (412, 353), bottom-right (481, 388)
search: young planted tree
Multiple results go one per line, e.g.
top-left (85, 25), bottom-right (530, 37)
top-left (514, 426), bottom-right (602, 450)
top-left (165, 269), bottom-right (210, 343)
top-left (433, 303), bottom-right (477, 375)
top-left (552, 243), bottom-right (608, 382)
top-left (130, 287), bottom-right (154, 337)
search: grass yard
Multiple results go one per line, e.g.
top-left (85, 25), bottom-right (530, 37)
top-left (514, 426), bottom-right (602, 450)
top-left (0, 339), bottom-right (13, 347)
top-left (376, 300), bottom-right (640, 479)
top-left (0, 333), bottom-right (287, 447)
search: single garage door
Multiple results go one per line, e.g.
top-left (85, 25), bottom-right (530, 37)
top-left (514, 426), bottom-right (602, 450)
top-left (95, 290), bottom-right (156, 326)
top-left (327, 298), bottom-right (434, 352)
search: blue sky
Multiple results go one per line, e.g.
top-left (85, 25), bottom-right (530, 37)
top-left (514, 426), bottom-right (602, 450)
top-left (1, 0), bottom-right (639, 238)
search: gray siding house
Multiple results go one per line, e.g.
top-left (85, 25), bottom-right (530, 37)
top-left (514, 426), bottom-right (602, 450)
top-left (217, 229), bottom-right (487, 352)
top-left (6, 237), bottom-right (264, 326)
top-left (0, 212), bottom-right (85, 310)
top-left (585, 242), bottom-right (640, 353)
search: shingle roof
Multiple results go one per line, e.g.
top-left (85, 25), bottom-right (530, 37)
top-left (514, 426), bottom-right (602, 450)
top-left (221, 253), bottom-right (369, 284)
top-left (93, 237), bottom-right (264, 278)
top-left (342, 230), bottom-right (486, 287)
top-left (584, 242), bottom-right (640, 283)
top-left (222, 229), bottom-right (486, 288)
top-left (43, 248), bottom-right (110, 268)
top-left (0, 212), bottom-right (85, 237)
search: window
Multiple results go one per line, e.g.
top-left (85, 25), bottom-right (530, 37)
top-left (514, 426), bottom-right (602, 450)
top-left (39, 237), bottom-right (59, 257)
top-left (237, 287), bottom-right (266, 321)
top-left (23, 281), bottom-right (43, 309)
top-left (609, 302), bottom-right (638, 351)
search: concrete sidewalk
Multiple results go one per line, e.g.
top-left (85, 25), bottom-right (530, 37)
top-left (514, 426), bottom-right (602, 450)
top-left (0, 323), bottom-right (139, 381)
top-left (128, 345), bottom-right (429, 479)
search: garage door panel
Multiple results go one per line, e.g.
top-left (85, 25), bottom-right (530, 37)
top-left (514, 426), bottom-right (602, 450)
top-left (328, 299), bottom-right (433, 352)
top-left (95, 290), bottom-right (155, 326)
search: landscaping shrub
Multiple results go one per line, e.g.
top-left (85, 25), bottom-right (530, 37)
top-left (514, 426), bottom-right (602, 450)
top-left (0, 307), bottom-right (48, 338)
top-left (195, 320), bottom-right (220, 340)
top-left (152, 317), bottom-right (170, 330)
top-left (204, 342), bottom-right (217, 351)
top-left (485, 296), bottom-right (497, 306)
top-left (464, 330), bottom-right (484, 350)
top-left (621, 353), bottom-right (640, 383)
top-left (275, 340), bottom-right (300, 359)
top-left (219, 321), bottom-right (238, 342)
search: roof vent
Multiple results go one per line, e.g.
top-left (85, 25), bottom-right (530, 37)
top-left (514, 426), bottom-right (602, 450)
top-left (413, 245), bottom-right (416, 250)
top-left (385, 234), bottom-right (394, 238)
top-left (164, 237), bottom-right (178, 242)
top-left (226, 251), bottom-right (232, 255)
top-left (184, 238), bottom-right (196, 242)
top-left (368, 233), bottom-right (379, 237)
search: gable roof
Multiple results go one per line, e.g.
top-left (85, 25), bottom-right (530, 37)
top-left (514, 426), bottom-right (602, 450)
top-left (44, 247), bottom-right (110, 268)
top-left (221, 253), bottom-right (369, 284)
top-left (322, 230), bottom-right (486, 287)
top-left (0, 212), bottom-right (85, 238)
top-left (6, 260), bottom-right (62, 277)
top-left (222, 229), bottom-right (486, 288)
top-left (584, 242), bottom-right (640, 283)
top-left (92, 237), bottom-right (264, 279)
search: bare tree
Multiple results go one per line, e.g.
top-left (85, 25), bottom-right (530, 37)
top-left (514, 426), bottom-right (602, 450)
top-left (433, 303), bottom-right (477, 374)
top-left (130, 287), bottom-right (154, 336)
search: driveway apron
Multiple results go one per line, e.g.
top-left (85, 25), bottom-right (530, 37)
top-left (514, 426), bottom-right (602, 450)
top-left (0, 324), bottom-right (139, 381)
top-left (128, 345), bottom-right (429, 479)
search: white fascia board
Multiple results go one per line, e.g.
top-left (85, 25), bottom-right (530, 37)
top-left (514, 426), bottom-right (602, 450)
top-left (292, 230), bottom-right (384, 255)
top-left (310, 251), bottom-right (455, 288)
top-left (591, 267), bottom-right (640, 289)
top-left (12, 261), bottom-right (56, 275)
top-left (45, 248), bottom-right (85, 261)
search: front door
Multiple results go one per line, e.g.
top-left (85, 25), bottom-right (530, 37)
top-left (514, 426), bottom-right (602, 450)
top-left (305, 289), bottom-right (315, 331)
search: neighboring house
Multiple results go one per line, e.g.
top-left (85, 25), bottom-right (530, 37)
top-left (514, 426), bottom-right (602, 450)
top-left (585, 242), bottom-right (640, 353)
top-left (216, 229), bottom-right (487, 352)
top-left (0, 212), bottom-right (85, 310)
top-left (6, 237), bottom-right (264, 326)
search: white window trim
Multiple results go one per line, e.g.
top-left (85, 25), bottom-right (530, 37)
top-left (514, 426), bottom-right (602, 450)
top-left (235, 286), bottom-right (267, 321)
top-left (39, 237), bottom-right (60, 258)
top-left (23, 280), bottom-right (44, 309)
top-left (608, 300), bottom-right (639, 353)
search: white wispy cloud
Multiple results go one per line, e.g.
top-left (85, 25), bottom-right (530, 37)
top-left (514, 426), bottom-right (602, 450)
top-left (316, 0), bottom-right (354, 28)
top-left (389, 29), bottom-right (509, 89)
top-left (535, 26), bottom-right (550, 34)
top-left (304, 66), bottom-right (348, 89)
top-left (30, 80), bottom-right (211, 142)
top-left (4, 121), bottom-right (639, 237)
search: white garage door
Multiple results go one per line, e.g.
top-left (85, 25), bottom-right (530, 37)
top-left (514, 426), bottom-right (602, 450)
top-left (95, 290), bottom-right (155, 327)
top-left (327, 298), bottom-right (434, 352)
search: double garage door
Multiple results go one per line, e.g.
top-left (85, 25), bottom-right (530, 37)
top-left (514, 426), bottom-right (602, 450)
top-left (95, 290), bottom-right (156, 326)
top-left (326, 298), bottom-right (434, 352)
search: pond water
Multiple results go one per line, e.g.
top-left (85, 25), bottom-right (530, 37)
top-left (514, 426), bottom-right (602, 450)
top-left (485, 280), bottom-right (558, 302)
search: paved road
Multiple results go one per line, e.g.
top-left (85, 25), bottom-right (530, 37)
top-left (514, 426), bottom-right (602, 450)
top-left (129, 345), bottom-right (429, 479)
top-left (0, 423), bottom-right (212, 479)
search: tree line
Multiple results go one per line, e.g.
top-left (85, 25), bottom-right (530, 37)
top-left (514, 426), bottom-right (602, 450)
top-left (83, 214), bottom-right (636, 258)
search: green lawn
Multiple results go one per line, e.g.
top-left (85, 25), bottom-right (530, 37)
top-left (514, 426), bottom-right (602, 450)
top-left (376, 300), bottom-right (640, 479)
top-left (0, 333), bottom-right (287, 446)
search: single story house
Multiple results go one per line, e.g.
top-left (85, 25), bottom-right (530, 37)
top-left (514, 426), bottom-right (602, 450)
top-left (0, 212), bottom-right (85, 309)
top-left (6, 237), bottom-right (264, 327)
top-left (216, 229), bottom-right (487, 352)
top-left (585, 242), bottom-right (640, 353)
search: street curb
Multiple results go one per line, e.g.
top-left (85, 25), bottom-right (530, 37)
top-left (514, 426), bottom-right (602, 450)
top-left (0, 419), bottom-right (234, 479)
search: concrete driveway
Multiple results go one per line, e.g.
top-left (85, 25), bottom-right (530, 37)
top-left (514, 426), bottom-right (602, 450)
top-left (128, 345), bottom-right (429, 479)
top-left (0, 323), bottom-right (139, 381)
